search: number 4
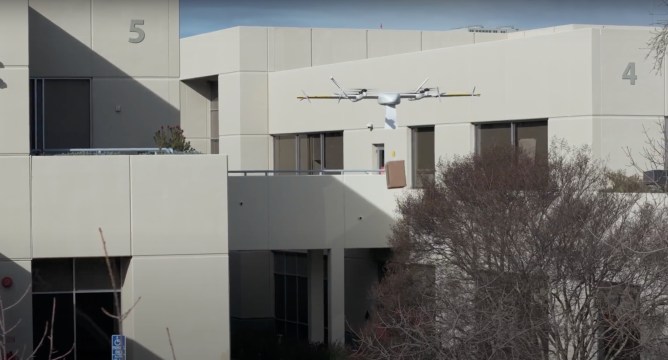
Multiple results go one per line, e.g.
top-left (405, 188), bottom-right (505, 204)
top-left (622, 62), bottom-right (637, 85)
top-left (129, 20), bottom-right (145, 43)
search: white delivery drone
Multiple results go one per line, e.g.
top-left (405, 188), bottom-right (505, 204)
top-left (298, 77), bottom-right (479, 129)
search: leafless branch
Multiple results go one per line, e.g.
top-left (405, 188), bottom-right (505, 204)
top-left (166, 327), bottom-right (177, 360)
top-left (355, 143), bottom-right (668, 360)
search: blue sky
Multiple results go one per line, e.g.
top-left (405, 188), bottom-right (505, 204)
top-left (180, 0), bottom-right (667, 38)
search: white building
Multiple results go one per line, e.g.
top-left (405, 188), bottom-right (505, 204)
top-left (1, 0), bottom-right (667, 358)
top-left (180, 23), bottom-right (667, 354)
top-left (1, 1), bottom-right (228, 359)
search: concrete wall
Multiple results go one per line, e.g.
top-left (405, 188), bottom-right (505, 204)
top-left (180, 79), bottom-right (215, 154)
top-left (181, 27), bottom-right (503, 80)
top-left (0, 6), bottom-right (34, 352)
top-left (8, 154), bottom-right (230, 358)
top-left (0, 0), bottom-right (29, 155)
top-left (180, 26), bottom-right (505, 170)
top-left (228, 174), bottom-right (399, 251)
top-left (30, 154), bottom-right (227, 258)
top-left (265, 26), bottom-right (665, 173)
top-left (126, 255), bottom-right (230, 360)
top-left (28, 0), bottom-right (180, 148)
top-left (0, 260), bottom-right (32, 358)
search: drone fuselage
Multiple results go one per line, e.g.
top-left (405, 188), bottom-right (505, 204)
top-left (377, 93), bottom-right (401, 106)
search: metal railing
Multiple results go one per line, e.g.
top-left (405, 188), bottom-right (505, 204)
top-left (228, 169), bottom-right (385, 176)
top-left (34, 148), bottom-right (176, 155)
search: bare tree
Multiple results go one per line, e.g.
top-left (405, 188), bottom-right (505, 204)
top-left (647, 24), bottom-right (668, 74)
top-left (354, 143), bottom-right (668, 360)
top-left (620, 119), bottom-right (668, 192)
top-left (0, 288), bottom-right (73, 360)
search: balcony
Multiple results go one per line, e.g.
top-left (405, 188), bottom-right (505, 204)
top-left (228, 170), bottom-right (401, 250)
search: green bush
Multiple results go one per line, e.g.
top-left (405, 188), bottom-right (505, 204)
top-left (153, 125), bottom-right (194, 152)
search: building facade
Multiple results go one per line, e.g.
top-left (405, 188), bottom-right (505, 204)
top-left (1, 1), bottom-right (229, 359)
top-left (181, 23), bottom-right (668, 353)
top-left (2, 0), bottom-right (667, 358)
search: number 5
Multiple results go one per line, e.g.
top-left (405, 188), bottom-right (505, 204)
top-left (129, 20), bottom-right (145, 43)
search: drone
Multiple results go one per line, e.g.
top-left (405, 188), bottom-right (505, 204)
top-left (298, 77), bottom-right (479, 129)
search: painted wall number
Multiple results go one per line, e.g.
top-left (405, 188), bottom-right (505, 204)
top-left (129, 20), bottom-right (145, 43)
top-left (622, 62), bottom-right (637, 85)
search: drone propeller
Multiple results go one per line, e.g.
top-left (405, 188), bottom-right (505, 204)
top-left (437, 86), bottom-right (441, 102)
top-left (413, 78), bottom-right (429, 93)
top-left (301, 90), bottom-right (311, 103)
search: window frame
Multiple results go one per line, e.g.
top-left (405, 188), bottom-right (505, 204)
top-left (411, 126), bottom-right (435, 188)
top-left (29, 78), bottom-right (93, 153)
top-left (474, 119), bottom-right (548, 158)
top-left (31, 257), bottom-right (126, 360)
top-left (272, 131), bottom-right (343, 174)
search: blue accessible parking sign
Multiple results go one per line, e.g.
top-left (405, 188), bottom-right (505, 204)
top-left (111, 334), bottom-right (126, 360)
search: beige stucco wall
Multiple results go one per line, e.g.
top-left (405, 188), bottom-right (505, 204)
top-left (179, 26), bottom-right (505, 169)
top-left (0, 0), bottom-right (29, 155)
top-left (181, 26), bottom-right (491, 80)
top-left (126, 255), bottom-right (230, 359)
top-left (0, 156), bottom-right (31, 260)
top-left (267, 28), bottom-right (596, 134)
top-left (92, 78), bottom-right (180, 148)
top-left (264, 26), bottom-right (664, 173)
top-left (130, 155), bottom-right (228, 256)
top-left (31, 154), bottom-right (228, 258)
top-left (29, 0), bottom-right (178, 78)
top-left (0, 260), bottom-right (33, 358)
top-left (31, 156), bottom-right (132, 258)
top-left (228, 174), bottom-right (398, 251)
top-left (29, 154), bottom-right (230, 358)
top-left (28, 0), bottom-right (180, 148)
top-left (180, 79), bottom-right (215, 153)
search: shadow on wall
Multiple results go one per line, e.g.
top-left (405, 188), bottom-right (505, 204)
top-left (228, 174), bottom-right (397, 352)
top-left (0, 254), bottom-right (32, 360)
top-left (228, 175), bottom-right (396, 250)
top-left (28, 8), bottom-right (179, 149)
top-left (0, 61), bottom-right (5, 88)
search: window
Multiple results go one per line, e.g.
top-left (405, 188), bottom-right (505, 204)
top-left (273, 252), bottom-right (309, 340)
top-left (30, 79), bottom-right (91, 152)
top-left (209, 81), bottom-right (219, 154)
top-left (597, 283), bottom-right (640, 360)
top-left (476, 120), bottom-right (548, 163)
top-left (273, 132), bottom-right (343, 174)
top-left (373, 144), bottom-right (385, 171)
top-left (411, 127), bottom-right (435, 187)
top-left (32, 258), bottom-right (125, 360)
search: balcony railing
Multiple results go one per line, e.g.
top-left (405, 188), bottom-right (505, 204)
top-left (228, 169), bottom-right (384, 176)
top-left (33, 148), bottom-right (178, 155)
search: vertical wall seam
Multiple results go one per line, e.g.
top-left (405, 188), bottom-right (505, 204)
top-left (128, 156), bottom-right (133, 256)
top-left (29, 156), bottom-right (33, 259)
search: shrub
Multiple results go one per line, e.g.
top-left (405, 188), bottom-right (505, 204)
top-left (153, 125), bottom-right (194, 152)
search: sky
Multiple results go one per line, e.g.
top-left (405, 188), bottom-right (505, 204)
top-left (180, 0), bottom-right (668, 38)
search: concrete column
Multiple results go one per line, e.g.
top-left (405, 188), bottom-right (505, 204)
top-left (328, 247), bottom-right (345, 344)
top-left (308, 250), bottom-right (325, 343)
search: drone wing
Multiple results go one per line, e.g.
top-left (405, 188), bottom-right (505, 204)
top-left (297, 95), bottom-right (343, 101)
top-left (437, 89), bottom-right (481, 97)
